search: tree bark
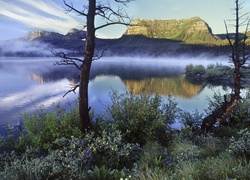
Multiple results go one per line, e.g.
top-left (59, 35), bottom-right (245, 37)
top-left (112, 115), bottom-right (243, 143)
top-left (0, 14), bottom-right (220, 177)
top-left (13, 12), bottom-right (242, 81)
top-left (79, 0), bottom-right (96, 132)
top-left (62, 0), bottom-right (131, 132)
top-left (201, 0), bottom-right (243, 133)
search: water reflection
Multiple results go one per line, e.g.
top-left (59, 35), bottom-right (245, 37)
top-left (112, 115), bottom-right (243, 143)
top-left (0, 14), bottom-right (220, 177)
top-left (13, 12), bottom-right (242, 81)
top-left (125, 75), bottom-right (205, 98)
top-left (0, 56), bottom-right (231, 130)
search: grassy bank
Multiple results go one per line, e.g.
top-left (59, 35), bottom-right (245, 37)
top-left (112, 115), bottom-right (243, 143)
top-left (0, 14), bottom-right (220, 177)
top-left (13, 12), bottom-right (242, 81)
top-left (1, 91), bottom-right (250, 179)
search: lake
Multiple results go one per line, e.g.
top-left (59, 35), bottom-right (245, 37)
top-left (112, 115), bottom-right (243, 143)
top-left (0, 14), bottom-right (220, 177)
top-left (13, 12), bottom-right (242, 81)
top-left (0, 56), bottom-right (231, 132)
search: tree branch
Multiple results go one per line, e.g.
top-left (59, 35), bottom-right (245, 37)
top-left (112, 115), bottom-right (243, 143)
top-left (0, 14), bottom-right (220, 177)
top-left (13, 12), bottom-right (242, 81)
top-left (63, 0), bottom-right (88, 16)
top-left (94, 1), bottom-right (131, 30)
top-left (95, 21), bottom-right (130, 31)
top-left (63, 84), bottom-right (79, 97)
top-left (52, 50), bottom-right (84, 70)
top-left (93, 46), bottom-right (109, 61)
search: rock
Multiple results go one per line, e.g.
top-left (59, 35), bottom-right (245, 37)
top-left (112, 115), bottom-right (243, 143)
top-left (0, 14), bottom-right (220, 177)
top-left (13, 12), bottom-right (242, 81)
top-left (124, 17), bottom-right (217, 44)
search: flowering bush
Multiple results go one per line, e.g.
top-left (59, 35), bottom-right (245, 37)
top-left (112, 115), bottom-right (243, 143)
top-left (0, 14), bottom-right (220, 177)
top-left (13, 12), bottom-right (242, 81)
top-left (0, 137), bottom-right (90, 179)
top-left (85, 129), bottom-right (141, 169)
top-left (229, 128), bottom-right (250, 156)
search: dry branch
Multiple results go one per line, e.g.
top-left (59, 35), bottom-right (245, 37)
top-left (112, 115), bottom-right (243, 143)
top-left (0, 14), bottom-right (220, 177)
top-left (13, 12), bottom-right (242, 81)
top-left (63, 84), bottom-right (79, 97)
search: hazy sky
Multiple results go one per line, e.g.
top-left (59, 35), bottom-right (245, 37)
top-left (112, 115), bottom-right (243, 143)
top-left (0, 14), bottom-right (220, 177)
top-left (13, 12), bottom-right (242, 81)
top-left (0, 0), bottom-right (249, 40)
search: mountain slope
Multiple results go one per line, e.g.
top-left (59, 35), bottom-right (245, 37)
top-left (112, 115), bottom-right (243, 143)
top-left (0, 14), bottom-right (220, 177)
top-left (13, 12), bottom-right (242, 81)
top-left (2, 17), bottom-right (249, 57)
top-left (123, 17), bottom-right (220, 44)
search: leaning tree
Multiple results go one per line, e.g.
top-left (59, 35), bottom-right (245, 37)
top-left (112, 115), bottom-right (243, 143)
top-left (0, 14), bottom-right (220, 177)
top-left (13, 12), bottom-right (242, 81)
top-left (58, 0), bottom-right (133, 132)
top-left (201, 0), bottom-right (250, 133)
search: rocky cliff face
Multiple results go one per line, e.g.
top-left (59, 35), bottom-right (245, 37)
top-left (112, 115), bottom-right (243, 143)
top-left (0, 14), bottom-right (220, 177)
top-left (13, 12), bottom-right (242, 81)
top-left (25, 30), bottom-right (63, 41)
top-left (8, 17), bottom-right (249, 57)
top-left (21, 29), bottom-right (88, 51)
top-left (124, 17), bottom-right (217, 44)
top-left (24, 28), bottom-right (86, 42)
top-left (64, 28), bottom-right (86, 40)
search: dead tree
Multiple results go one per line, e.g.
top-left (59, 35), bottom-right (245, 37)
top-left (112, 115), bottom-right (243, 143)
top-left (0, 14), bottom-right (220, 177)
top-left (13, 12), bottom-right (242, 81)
top-left (201, 0), bottom-right (250, 133)
top-left (58, 0), bottom-right (132, 132)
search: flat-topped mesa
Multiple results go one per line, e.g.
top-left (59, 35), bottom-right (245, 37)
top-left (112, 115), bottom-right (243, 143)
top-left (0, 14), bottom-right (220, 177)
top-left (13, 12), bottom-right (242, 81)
top-left (124, 17), bottom-right (217, 44)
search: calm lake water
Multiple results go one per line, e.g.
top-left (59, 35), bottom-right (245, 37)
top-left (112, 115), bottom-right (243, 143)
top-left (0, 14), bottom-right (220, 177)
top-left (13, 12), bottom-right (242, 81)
top-left (0, 56), bottom-right (231, 132)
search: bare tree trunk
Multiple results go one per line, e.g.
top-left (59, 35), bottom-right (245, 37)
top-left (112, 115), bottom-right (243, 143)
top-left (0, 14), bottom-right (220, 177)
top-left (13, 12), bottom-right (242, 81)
top-left (233, 0), bottom-right (241, 101)
top-left (61, 0), bottom-right (131, 132)
top-left (201, 0), bottom-right (247, 133)
top-left (79, 0), bottom-right (96, 132)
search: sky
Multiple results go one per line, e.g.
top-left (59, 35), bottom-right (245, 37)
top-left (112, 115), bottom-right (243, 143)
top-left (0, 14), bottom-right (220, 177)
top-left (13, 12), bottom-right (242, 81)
top-left (0, 0), bottom-right (250, 41)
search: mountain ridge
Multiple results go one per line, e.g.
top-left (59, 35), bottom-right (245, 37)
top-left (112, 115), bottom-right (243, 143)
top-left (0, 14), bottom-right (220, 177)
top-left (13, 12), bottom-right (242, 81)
top-left (19, 17), bottom-right (250, 47)
top-left (1, 17), bottom-right (249, 57)
top-left (124, 17), bottom-right (220, 44)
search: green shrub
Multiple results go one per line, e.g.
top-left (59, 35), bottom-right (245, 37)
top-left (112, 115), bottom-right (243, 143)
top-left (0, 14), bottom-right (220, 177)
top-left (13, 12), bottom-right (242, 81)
top-left (229, 128), bottom-right (250, 156)
top-left (0, 137), bottom-right (89, 180)
top-left (185, 64), bottom-right (194, 75)
top-left (227, 92), bottom-right (250, 128)
top-left (179, 110), bottom-right (203, 128)
top-left (85, 128), bottom-right (141, 169)
top-left (0, 125), bottom-right (30, 154)
top-left (203, 63), bottom-right (232, 81)
top-left (185, 64), bottom-right (206, 76)
top-left (21, 103), bottom-right (82, 149)
top-left (204, 67), bottom-right (223, 80)
top-left (107, 91), bottom-right (178, 146)
top-left (207, 91), bottom-right (250, 137)
top-left (179, 110), bottom-right (203, 136)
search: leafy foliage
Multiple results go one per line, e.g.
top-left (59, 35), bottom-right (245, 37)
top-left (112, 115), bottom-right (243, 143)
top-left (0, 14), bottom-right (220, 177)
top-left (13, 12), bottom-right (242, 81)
top-left (107, 91), bottom-right (178, 146)
top-left (21, 103), bottom-right (82, 149)
top-left (179, 109), bottom-right (203, 136)
top-left (185, 63), bottom-right (235, 84)
top-left (207, 91), bottom-right (250, 136)
top-left (0, 139), bottom-right (88, 180)
top-left (2, 88), bottom-right (250, 179)
top-left (229, 128), bottom-right (250, 156)
top-left (185, 64), bottom-right (206, 76)
top-left (204, 63), bottom-right (233, 81)
top-left (85, 128), bottom-right (141, 169)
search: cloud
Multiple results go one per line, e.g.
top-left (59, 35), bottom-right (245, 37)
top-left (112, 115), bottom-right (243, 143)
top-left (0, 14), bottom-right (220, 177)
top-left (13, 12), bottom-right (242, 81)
top-left (0, 0), bottom-right (82, 35)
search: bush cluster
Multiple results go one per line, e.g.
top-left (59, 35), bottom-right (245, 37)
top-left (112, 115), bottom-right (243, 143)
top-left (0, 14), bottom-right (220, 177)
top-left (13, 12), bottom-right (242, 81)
top-left (107, 91), bottom-right (177, 146)
top-left (21, 103), bottom-right (82, 149)
top-left (185, 64), bottom-right (206, 76)
top-left (85, 128), bottom-right (141, 169)
top-left (1, 91), bottom-right (250, 179)
top-left (185, 63), bottom-right (234, 84)
top-left (229, 128), bottom-right (250, 156)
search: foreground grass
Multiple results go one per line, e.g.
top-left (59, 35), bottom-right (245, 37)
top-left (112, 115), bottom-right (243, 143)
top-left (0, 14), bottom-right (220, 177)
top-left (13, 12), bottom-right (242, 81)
top-left (1, 92), bottom-right (250, 179)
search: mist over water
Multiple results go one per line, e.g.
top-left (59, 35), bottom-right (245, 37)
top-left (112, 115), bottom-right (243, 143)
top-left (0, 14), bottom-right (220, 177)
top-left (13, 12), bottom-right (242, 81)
top-left (0, 55), bottom-right (231, 132)
top-left (0, 40), bottom-right (69, 57)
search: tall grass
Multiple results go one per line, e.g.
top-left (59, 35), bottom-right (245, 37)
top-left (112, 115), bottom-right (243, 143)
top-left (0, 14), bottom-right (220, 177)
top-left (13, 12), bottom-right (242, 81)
top-left (1, 91), bottom-right (250, 179)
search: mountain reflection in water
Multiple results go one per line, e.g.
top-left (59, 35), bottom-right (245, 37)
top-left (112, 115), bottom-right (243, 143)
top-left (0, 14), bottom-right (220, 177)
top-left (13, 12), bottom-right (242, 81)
top-left (0, 56), bottom-right (230, 130)
top-left (125, 75), bottom-right (205, 98)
